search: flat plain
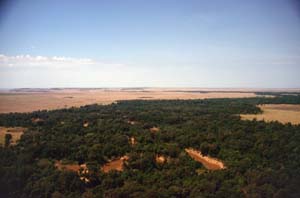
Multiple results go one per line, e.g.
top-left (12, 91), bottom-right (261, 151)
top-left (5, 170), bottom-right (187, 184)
top-left (240, 104), bottom-right (300, 124)
top-left (0, 88), bottom-right (261, 113)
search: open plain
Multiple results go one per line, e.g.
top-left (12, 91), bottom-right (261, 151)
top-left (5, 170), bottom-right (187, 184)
top-left (0, 88), bottom-right (262, 113)
top-left (240, 104), bottom-right (300, 124)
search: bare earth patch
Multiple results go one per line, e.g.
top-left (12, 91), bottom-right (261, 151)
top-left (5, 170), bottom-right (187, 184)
top-left (83, 122), bottom-right (89, 127)
top-left (55, 161), bottom-right (89, 182)
top-left (127, 120), bottom-right (137, 125)
top-left (0, 127), bottom-right (26, 146)
top-left (150, 127), bottom-right (160, 133)
top-left (0, 88), bottom-right (259, 113)
top-left (240, 104), bottom-right (300, 124)
top-left (55, 160), bottom-right (87, 172)
top-left (101, 156), bottom-right (129, 173)
top-left (185, 148), bottom-right (226, 170)
top-left (129, 137), bottom-right (136, 145)
top-left (155, 155), bottom-right (167, 164)
top-left (31, 118), bottom-right (44, 123)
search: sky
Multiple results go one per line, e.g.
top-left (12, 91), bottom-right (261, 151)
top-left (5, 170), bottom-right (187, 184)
top-left (0, 0), bottom-right (300, 88)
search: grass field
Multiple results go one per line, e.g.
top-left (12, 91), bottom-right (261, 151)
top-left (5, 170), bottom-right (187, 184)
top-left (240, 104), bottom-right (300, 124)
top-left (0, 88), bottom-right (258, 113)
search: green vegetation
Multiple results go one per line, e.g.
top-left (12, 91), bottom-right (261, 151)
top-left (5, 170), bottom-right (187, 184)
top-left (4, 133), bottom-right (12, 147)
top-left (0, 95), bottom-right (300, 197)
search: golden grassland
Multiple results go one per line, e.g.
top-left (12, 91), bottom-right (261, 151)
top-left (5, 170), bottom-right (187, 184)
top-left (0, 88), bottom-right (258, 113)
top-left (240, 104), bottom-right (300, 125)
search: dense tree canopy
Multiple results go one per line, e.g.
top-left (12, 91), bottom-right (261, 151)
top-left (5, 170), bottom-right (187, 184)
top-left (0, 95), bottom-right (300, 197)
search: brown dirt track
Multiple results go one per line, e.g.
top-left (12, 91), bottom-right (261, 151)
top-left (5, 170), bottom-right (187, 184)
top-left (185, 148), bottom-right (226, 170)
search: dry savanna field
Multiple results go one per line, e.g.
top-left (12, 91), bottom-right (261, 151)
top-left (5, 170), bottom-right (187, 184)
top-left (240, 104), bottom-right (300, 125)
top-left (0, 88), bottom-right (260, 113)
top-left (1, 88), bottom-right (299, 124)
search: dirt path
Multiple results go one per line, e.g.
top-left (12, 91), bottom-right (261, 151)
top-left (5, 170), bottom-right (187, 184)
top-left (185, 148), bottom-right (225, 170)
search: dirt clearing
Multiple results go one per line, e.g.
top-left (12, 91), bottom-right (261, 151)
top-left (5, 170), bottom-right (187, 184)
top-left (155, 155), bottom-right (167, 164)
top-left (55, 161), bottom-right (88, 172)
top-left (150, 127), bottom-right (160, 133)
top-left (83, 122), bottom-right (89, 127)
top-left (101, 156), bottom-right (129, 173)
top-left (0, 127), bottom-right (26, 146)
top-left (55, 161), bottom-right (89, 182)
top-left (240, 104), bottom-right (300, 124)
top-left (185, 148), bottom-right (225, 170)
top-left (129, 137), bottom-right (136, 145)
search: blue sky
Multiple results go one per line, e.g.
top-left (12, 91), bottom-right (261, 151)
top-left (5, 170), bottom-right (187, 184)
top-left (0, 0), bottom-right (300, 88)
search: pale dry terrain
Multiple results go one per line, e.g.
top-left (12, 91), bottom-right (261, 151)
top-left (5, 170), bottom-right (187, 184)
top-left (185, 148), bottom-right (226, 170)
top-left (0, 88), bottom-right (258, 113)
top-left (150, 126), bottom-right (160, 133)
top-left (55, 160), bottom-right (87, 173)
top-left (155, 155), bottom-right (168, 164)
top-left (55, 161), bottom-right (90, 182)
top-left (101, 156), bottom-right (129, 173)
top-left (55, 156), bottom-right (129, 174)
top-left (240, 104), bottom-right (300, 125)
top-left (0, 127), bottom-right (26, 146)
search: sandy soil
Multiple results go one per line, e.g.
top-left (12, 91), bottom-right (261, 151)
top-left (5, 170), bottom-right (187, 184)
top-left (0, 127), bottom-right (26, 146)
top-left (55, 161), bottom-right (83, 172)
top-left (129, 137), bottom-right (136, 145)
top-left (54, 161), bottom-right (88, 173)
top-left (155, 155), bottom-right (167, 164)
top-left (150, 127), bottom-right (160, 133)
top-left (55, 161), bottom-right (89, 182)
top-left (240, 104), bottom-right (300, 124)
top-left (0, 88), bottom-right (258, 113)
top-left (127, 120), bottom-right (137, 125)
top-left (55, 155), bottom-right (129, 175)
top-left (83, 122), bottom-right (89, 127)
top-left (185, 148), bottom-right (226, 170)
top-left (101, 156), bottom-right (129, 173)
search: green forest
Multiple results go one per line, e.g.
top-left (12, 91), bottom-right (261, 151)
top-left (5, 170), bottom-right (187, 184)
top-left (0, 95), bottom-right (300, 198)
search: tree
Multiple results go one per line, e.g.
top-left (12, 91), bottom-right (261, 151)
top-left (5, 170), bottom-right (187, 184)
top-left (4, 133), bottom-right (12, 147)
top-left (200, 142), bottom-right (210, 156)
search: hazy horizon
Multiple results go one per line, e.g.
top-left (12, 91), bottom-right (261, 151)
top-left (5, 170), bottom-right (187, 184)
top-left (1, 0), bottom-right (300, 88)
top-left (1, 86), bottom-right (300, 91)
